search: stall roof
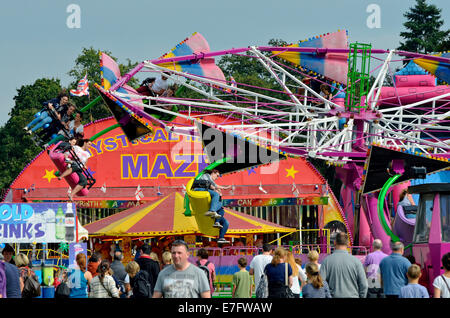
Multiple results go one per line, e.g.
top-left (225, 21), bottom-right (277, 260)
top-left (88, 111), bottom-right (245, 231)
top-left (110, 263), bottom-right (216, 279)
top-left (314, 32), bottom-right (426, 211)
top-left (84, 192), bottom-right (295, 238)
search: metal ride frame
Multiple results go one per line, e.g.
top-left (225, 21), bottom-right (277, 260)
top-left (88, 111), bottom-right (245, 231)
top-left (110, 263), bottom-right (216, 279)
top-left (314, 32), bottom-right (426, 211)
top-left (111, 46), bottom-right (450, 165)
top-left (107, 45), bottom-right (449, 246)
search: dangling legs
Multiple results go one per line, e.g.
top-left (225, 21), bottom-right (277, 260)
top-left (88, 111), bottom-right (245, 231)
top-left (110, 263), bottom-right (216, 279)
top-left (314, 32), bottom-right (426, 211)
top-left (58, 167), bottom-right (73, 180)
top-left (68, 169), bottom-right (87, 200)
top-left (216, 208), bottom-right (229, 243)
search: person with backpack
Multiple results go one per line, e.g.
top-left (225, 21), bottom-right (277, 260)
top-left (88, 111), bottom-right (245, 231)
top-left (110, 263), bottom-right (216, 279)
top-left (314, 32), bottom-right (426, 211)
top-left (135, 244), bottom-right (160, 297)
top-left (15, 253), bottom-right (41, 298)
top-left (250, 243), bottom-right (273, 293)
top-left (196, 248), bottom-right (216, 297)
top-left (125, 261), bottom-right (152, 298)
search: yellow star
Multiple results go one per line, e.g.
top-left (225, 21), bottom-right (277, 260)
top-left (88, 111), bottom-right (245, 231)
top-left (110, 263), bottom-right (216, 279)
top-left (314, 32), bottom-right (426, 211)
top-left (42, 169), bottom-right (57, 183)
top-left (285, 165), bottom-right (299, 179)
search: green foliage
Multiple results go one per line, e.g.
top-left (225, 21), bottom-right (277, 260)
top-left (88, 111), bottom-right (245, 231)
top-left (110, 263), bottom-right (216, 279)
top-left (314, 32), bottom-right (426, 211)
top-left (0, 78), bottom-right (63, 189)
top-left (398, 0), bottom-right (450, 53)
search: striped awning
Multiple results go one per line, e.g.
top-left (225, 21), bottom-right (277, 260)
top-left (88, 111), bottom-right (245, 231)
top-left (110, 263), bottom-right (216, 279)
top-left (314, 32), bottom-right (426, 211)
top-left (84, 192), bottom-right (295, 238)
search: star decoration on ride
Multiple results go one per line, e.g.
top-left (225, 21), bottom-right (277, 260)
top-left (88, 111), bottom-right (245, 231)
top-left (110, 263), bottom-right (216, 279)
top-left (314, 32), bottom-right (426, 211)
top-left (42, 169), bottom-right (57, 183)
top-left (285, 165), bottom-right (299, 179)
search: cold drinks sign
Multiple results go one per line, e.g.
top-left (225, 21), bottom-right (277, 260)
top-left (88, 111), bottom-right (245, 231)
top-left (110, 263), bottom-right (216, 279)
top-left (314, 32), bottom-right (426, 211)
top-left (0, 203), bottom-right (77, 243)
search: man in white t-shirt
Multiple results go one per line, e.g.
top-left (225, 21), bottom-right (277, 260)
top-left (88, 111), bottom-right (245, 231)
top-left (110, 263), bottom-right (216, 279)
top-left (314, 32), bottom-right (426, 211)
top-left (249, 244), bottom-right (273, 289)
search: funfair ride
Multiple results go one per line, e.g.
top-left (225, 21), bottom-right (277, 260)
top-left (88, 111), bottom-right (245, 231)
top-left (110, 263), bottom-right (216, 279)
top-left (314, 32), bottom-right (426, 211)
top-left (86, 31), bottom-right (449, 288)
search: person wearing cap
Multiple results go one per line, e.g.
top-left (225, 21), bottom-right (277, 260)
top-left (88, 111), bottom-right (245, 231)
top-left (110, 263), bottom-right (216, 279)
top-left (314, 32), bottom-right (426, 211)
top-left (153, 240), bottom-right (211, 298)
top-left (2, 244), bottom-right (16, 265)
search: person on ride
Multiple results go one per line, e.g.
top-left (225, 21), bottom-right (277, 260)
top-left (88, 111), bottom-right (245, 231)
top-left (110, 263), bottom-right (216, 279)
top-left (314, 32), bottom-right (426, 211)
top-left (24, 91), bottom-right (70, 133)
top-left (150, 72), bottom-right (170, 96)
top-left (148, 85), bottom-right (179, 121)
top-left (136, 77), bottom-right (156, 97)
top-left (45, 110), bottom-right (84, 148)
top-left (195, 169), bottom-right (230, 219)
top-left (53, 136), bottom-right (77, 156)
top-left (58, 138), bottom-right (93, 201)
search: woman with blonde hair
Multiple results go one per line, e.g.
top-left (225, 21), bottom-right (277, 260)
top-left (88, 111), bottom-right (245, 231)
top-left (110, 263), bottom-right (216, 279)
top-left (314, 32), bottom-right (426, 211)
top-left (68, 253), bottom-right (92, 298)
top-left (302, 263), bottom-right (331, 298)
top-left (264, 247), bottom-right (293, 298)
top-left (150, 252), bottom-right (160, 264)
top-left (286, 252), bottom-right (306, 298)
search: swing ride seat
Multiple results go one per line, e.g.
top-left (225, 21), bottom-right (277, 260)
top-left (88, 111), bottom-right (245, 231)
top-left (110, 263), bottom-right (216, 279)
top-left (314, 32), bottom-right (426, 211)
top-left (49, 141), bottom-right (89, 197)
top-left (185, 178), bottom-right (219, 236)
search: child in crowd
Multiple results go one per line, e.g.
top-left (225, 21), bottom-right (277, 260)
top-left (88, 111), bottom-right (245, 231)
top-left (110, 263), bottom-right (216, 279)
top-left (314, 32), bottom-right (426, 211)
top-left (400, 264), bottom-right (429, 298)
top-left (302, 263), bottom-right (331, 298)
top-left (307, 250), bottom-right (321, 270)
top-left (232, 257), bottom-right (252, 298)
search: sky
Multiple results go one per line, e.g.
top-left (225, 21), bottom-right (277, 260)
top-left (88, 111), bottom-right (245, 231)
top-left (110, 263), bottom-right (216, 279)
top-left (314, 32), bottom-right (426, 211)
top-left (1, 0), bottom-right (449, 126)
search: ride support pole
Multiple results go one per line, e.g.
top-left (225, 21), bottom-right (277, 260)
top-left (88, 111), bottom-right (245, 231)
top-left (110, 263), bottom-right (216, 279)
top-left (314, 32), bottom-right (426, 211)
top-left (80, 96), bottom-right (102, 113)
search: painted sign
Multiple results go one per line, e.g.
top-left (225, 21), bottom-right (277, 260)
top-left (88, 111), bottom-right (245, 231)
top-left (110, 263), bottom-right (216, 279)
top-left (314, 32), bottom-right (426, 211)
top-left (37, 200), bottom-right (150, 209)
top-left (69, 242), bottom-right (88, 269)
top-left (0, 203), bottom-right (76, 243)
top-left (223, 196), bottom-right (329, 207)
top-left (11, 116), bottom-right (326, 192)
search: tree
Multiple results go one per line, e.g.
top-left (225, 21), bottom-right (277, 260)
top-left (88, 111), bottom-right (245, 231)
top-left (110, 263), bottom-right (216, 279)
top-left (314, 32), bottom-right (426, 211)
top-left (67, 47), bottom-right (139, 121)
top-left (398, 0), bottom-right (450, 54)
top-left (0, 78), bottom-right (64, 190)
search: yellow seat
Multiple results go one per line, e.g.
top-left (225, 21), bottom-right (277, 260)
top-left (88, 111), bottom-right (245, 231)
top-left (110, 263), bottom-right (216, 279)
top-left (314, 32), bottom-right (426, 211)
top-left (186, 178), bottom-right (220, 236)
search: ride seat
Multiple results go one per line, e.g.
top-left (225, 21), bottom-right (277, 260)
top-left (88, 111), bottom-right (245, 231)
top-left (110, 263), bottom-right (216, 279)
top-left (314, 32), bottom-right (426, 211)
top-left (185, 178), bottom-right (219, 236)
top-left (49, 141), bottom-right (89, 196)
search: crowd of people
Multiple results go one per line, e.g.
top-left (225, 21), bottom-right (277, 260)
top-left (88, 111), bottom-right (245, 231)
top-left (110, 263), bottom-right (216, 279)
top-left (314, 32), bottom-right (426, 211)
top-left (2, 232), bottom-right (449, 299)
